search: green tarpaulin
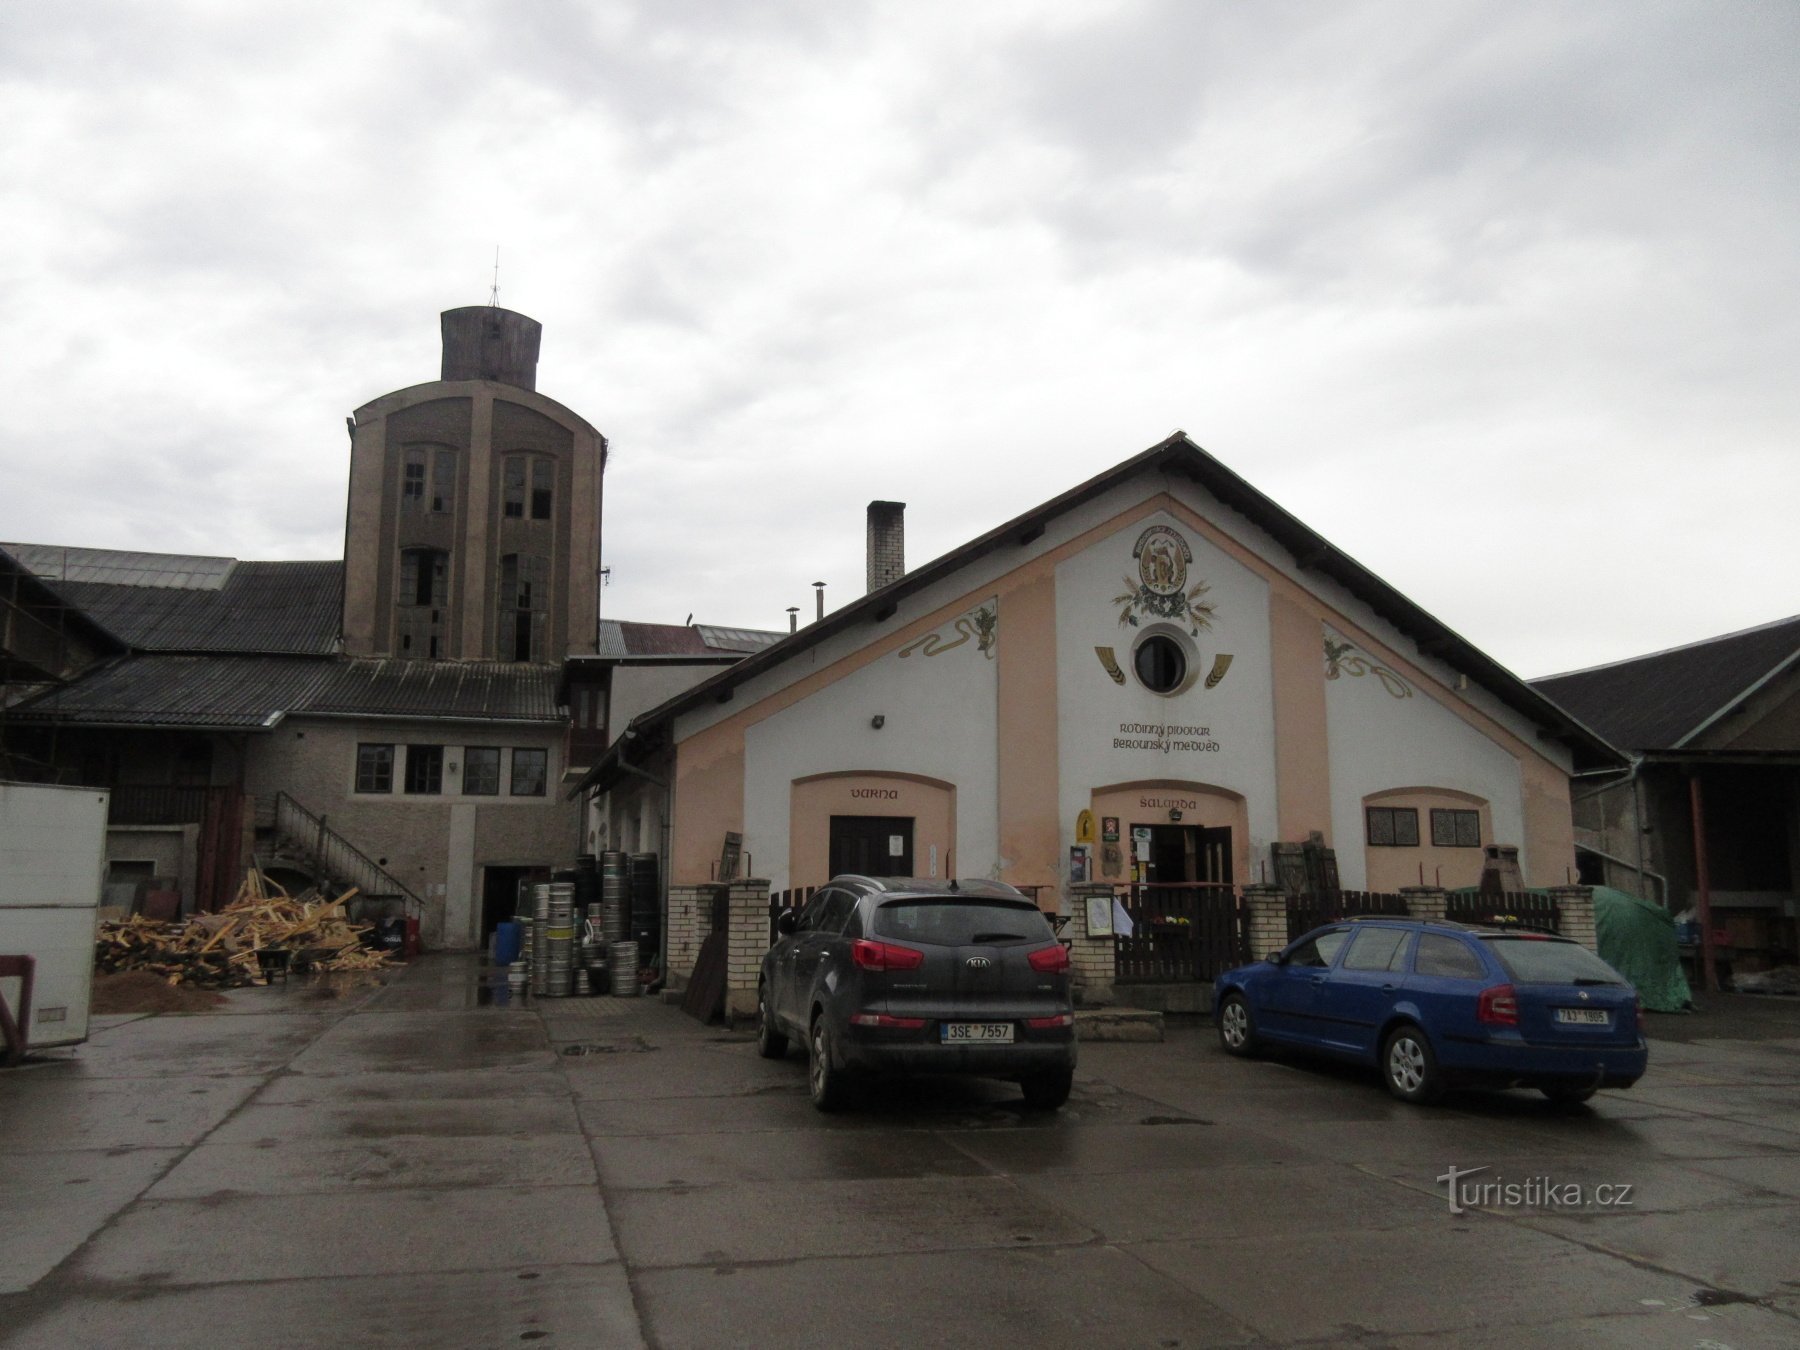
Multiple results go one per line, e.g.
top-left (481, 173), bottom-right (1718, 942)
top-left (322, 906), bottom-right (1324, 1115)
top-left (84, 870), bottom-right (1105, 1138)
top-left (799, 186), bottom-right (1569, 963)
top-left (1594, 886), bottom-right (1693, 1013)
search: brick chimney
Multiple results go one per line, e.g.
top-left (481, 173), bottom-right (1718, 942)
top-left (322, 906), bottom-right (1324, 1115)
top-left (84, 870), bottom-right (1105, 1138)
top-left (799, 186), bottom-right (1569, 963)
top-left (866, 501), bottom-right (905, 594)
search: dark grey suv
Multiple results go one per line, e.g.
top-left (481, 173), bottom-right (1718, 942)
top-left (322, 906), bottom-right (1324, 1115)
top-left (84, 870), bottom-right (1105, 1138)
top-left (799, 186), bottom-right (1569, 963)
top-left (758, 876), bottom-right (1077, 1111)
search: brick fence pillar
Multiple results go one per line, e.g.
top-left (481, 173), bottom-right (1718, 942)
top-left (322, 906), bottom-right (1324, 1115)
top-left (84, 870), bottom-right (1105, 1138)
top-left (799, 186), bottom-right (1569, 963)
top-left (1401, 886), bottom-right (1448, 924)
top-left (662, 884), bottom-right (715, 992)
top-left (724, 877), bottom-right (772, 1021)
top-left (1551, 885), bottom-right (1599, 952)
top-left (1241, 884), bottom-right (1289, 960)
top-left (1069, 884), bottom-right (1118, 1006)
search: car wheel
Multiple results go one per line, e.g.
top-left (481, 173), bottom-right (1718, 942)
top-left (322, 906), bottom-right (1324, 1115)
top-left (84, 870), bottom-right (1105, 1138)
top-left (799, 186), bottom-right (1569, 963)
top-left (1217, 993), bottom-right (1258, 1057)
top-left (1381, 1024), bottom-right (1444, 1104)
top-left (1540, 1083), bottom-right (1597, 1106)
top-left (755, 982), bottom-right (788, 1060)
top-left (1021, 1068), bottom-right (1073, 1111)
top-left (808, 1014), bottom-right (850, 1112)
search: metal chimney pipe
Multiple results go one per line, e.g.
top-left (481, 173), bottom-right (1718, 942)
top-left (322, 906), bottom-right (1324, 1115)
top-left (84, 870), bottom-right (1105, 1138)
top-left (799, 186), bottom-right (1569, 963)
top-left (812, 581), bottom-right (826, 623)
top-left (786, 607), bottom-right (799, 633)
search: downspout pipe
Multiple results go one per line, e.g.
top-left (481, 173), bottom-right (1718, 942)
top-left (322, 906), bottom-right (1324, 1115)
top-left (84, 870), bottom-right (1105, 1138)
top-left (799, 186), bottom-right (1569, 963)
top-left (614, 731), bottom-right (673, 986)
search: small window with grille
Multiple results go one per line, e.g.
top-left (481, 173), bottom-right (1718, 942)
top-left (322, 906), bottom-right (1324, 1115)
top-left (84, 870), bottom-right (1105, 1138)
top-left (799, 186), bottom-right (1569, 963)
top-left (1366, 806), bottom-right (1420, 847)
top-left (1431, 809), bottom-right (1482, 848)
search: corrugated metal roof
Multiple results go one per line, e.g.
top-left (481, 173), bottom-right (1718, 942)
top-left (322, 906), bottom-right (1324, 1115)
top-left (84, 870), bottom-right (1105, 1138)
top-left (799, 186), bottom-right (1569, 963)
top-left (36, 561), bottom-right (342, 655)
top-left (695, 624), bottom-right (783, 653)
top-left (4, 655), bottom-right (333, 727)
top-left (1532, 615), bottom-right (1800, 751)
top-left (304, 660), bottom-right (563, 721)
top-left (1, 544), bottom-right (236, 590)
top-left (596, 619), bottom-right (782, 659)
top-left (7, 656), bottom-right (564, 728)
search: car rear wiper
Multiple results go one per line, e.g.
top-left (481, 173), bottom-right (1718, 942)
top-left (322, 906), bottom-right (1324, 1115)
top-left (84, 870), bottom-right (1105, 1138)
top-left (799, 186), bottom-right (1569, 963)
top-left (1571, 978), bottom-right (1620, 986)
top-left (971, 932), bottom-right (1026, 943)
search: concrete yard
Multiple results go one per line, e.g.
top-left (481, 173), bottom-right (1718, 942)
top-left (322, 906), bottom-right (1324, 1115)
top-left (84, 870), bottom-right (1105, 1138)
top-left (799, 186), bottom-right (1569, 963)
top-left (2, 956), bottom-right (1798, 1348)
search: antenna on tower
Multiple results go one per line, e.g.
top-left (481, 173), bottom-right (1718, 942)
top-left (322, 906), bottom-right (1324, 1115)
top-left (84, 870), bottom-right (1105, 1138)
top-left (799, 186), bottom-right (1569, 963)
top-left (488, 247), bottom-right (500, 307)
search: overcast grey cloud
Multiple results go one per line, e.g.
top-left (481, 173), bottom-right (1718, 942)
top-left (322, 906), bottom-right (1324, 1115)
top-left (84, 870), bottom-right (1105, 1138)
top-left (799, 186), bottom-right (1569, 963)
top-left (2, 0), bottom-right (1795, 678)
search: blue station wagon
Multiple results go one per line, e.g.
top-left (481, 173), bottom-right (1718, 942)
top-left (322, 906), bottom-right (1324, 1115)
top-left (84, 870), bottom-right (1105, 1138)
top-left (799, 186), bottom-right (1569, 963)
top-left (1213, 919), bottom-right (1648, 1104)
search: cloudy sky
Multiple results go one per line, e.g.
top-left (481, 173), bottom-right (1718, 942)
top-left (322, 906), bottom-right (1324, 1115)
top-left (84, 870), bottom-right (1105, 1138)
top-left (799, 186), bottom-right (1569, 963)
top-left (3, 0), bottom-right (1795, 679)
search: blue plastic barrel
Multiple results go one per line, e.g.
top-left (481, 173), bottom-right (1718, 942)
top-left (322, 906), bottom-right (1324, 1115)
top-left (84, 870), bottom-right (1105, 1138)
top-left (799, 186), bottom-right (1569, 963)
top-left (493, 920), bottom-right (523, 967)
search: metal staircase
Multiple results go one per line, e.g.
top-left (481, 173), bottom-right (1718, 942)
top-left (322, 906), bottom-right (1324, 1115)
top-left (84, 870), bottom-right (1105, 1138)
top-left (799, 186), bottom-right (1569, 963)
top-left (261, 791), bottom-right (421, 919)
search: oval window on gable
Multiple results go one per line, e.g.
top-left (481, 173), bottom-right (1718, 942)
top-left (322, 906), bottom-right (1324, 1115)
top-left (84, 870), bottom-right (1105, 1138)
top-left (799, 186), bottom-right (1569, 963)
top-left (1133, 634), bottom-right (1187, 694)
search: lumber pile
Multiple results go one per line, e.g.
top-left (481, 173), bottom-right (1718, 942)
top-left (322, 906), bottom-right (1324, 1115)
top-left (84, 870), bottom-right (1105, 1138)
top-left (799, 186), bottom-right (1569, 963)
top-left (94, 871), bottom-right (400, 988)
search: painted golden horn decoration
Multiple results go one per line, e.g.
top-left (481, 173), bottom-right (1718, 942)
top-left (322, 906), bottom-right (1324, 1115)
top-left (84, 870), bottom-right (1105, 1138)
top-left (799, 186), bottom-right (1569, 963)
top-left (1205, 654), bottom-right (1234, 689)
top-left (1095, 647), bottom-right (1126, 685)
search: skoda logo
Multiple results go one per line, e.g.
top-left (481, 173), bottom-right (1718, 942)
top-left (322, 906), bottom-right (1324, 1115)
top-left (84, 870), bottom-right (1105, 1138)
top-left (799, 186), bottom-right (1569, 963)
top-left (966, 957), bottom-right (993, 971)
top-left (1578, 991), bottom-right (1590, 1002)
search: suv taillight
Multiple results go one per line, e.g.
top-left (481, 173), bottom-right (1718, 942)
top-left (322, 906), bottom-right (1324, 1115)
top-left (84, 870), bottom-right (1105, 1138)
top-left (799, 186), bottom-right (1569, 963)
top-left (1477, 983), bottom-right (1519, 1027)
top-left (1027, 943), bottom-right (1071, 974)
top-left (851, 939), bottom-right (924, 972)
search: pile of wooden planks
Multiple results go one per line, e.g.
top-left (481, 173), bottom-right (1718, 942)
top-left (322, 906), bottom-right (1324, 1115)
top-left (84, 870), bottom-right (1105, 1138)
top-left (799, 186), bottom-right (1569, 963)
top-left (94, 871), bottom-right (400, 988)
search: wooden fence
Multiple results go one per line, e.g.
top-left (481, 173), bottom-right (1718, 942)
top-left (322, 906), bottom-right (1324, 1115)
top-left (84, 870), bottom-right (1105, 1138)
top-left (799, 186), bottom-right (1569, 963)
top-left (1444, 890), bottom-right (1561, 934)
top-left (1113, 884), bottom-right (1249, 983)
top-left (1284, 889), bottom-right (1413, 941)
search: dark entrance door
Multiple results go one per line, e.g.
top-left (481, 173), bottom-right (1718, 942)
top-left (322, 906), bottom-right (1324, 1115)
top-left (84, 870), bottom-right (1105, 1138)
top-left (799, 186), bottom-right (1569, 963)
top-left (829, 816), bottom-right (914, 878)
top-left (480, 865), bottom-right (548, 941)
top-left (1145, 825), bottom-right (1233, 886)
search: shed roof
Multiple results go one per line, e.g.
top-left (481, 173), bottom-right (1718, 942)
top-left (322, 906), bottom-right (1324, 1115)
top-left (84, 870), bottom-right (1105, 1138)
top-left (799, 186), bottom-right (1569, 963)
top-left (2, 545), bottom-right (342, 656)
top-left (1531, 615), bottom-right (1800, 752)
top-left (7, 655), bottom-right (563, 729)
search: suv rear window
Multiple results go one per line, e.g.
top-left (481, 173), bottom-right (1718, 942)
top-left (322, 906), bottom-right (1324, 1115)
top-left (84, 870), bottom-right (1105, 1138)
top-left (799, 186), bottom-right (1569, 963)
top-left (1483, 936), bottom-right (1626, 985)
top-left (873, 899), bottom-right (1053, 947)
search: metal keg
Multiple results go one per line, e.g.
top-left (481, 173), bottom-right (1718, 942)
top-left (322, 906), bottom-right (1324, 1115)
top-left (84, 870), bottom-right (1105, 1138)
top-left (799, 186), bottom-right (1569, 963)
top-left (609, 940), bottom-right (640, 997)
top-left (530, 884), bottom-right (552, 996)
top-left (543, 880), bottom-right (576, 998)
top-left (600, 851), bottom-right (629, 942)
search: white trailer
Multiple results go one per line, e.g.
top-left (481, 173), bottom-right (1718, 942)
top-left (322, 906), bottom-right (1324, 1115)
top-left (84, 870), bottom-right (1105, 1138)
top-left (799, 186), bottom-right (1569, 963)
top-left (0, 782), bottom-right (109, 1050)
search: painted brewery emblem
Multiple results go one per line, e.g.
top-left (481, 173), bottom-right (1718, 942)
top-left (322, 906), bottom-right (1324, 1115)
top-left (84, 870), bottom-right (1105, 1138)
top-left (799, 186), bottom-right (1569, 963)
top-left (1114, 526), bottom-right (1217, 635)
top-left (1134, 525), bottom-right (1191, 596)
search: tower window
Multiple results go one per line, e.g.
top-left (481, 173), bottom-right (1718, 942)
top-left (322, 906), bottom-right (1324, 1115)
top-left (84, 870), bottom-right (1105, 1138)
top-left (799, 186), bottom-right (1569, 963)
top-left (399, 548), bottom-right (448, 607)
top-left (531, 458), bottom-right (554, 520)
top-left (432, 448), bottom-right (457, 514)
top-left (402, 450), bottom-right (427, 507)
top-left (503, 456), bottom-right (527, 518)
top-left (499, 552), bottom-right (549, 660)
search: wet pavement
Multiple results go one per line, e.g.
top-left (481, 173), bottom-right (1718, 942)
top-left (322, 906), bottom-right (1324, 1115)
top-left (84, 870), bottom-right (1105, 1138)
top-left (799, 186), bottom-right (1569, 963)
top-left (0, 956), bottom-right (1796, 1348)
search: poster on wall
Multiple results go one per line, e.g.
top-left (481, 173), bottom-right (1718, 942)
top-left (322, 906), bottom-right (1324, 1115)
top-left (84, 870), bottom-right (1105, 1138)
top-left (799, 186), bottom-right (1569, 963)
top-left (1085, 893), bottom-right (1113, 936)
top-left (1069, 845), bottom-right (1090, 885)
top-left (1101, 816), bottom-right (1120, 843)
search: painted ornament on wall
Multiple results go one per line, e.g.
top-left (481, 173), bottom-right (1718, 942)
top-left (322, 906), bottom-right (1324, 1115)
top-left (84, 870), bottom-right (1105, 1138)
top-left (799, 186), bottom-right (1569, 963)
top-left (1323, 633), bottom-right (1412, 700)
top-left (1095, 524), bottom-right (1233, 698)
top-left (898, 599), bottom-right (998, 660)
top-left (1113, 525), bottom-right (1217, 635)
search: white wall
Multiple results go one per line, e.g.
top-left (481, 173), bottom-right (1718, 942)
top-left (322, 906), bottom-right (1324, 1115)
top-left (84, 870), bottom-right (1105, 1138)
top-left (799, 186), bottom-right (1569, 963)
top-left (1323, 623), bottom-right (1525, 886)
top-left (1055, 510), bottom-right (1280, 858)
top-left (742, 598), bottom-right (1000, 890)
